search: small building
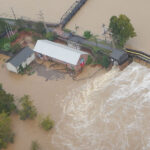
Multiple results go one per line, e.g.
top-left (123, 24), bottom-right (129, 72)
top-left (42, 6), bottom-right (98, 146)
top-left (110, 49), bottom-right (128, 65)
top-left (33, 40), bottom-right (88, 71)
top-left (6, 47), bottom-right (35, 73)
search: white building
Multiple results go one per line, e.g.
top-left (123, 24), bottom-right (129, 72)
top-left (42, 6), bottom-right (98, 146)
top-left (33, 40), bottom-right (88, 71)
top-left (6, 47), bottom-right (35, 73)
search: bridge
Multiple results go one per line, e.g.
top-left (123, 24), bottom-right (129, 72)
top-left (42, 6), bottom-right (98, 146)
top-left (60, 0), bottom-right (88, 28)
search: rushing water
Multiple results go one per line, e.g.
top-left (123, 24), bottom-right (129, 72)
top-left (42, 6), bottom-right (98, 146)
top-left (52, 62), bottom-right (150, 150)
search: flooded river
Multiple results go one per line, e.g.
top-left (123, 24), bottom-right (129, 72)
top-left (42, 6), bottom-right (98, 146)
top-left (0, 0), bottom-right (76, 23)
top-left (52, 62), bottom-right (150, 150)
top-left (66, 0), bottom-right (150, 54)
top-left (1, 0), bottom-right (150, 53)
top-left (1, 54), bottom-right (150, 150)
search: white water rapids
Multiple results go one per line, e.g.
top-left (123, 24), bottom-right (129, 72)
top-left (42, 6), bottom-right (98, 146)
top-left (52, 62), bottom-right (150, 150)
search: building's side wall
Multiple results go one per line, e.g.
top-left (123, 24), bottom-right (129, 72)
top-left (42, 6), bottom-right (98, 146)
top-left (6, 63), bottom-right (18, 73)
top-left (6, 53), bottom-right (35, 73)
top-left (35, 52), bottom-right (88, 72)
top-left (21, 53), bottom-right (35, 68)
top-left (74, 54), bottom-right (88, 71)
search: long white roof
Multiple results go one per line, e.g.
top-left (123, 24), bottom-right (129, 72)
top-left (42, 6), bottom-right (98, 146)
top-left (33, 40), bottom-right (88, 65)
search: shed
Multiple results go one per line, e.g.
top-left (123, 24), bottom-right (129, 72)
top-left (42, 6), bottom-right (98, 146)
top-left (110, 49), bottom-right (128, 65)
top-left (6, 47), bottom-right (35, 73)
top-left (33, 40), bottom-right (88, 71)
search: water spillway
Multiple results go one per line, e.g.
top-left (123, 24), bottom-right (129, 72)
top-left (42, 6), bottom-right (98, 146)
top-left (52, 62), bottom-right (150, 150)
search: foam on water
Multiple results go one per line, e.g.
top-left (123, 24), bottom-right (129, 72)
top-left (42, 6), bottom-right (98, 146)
top-left (52, 62), bottom-right (150, 150)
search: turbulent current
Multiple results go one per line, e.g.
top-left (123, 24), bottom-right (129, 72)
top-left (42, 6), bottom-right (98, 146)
top-left (52, 62), bottom-right (150, 150)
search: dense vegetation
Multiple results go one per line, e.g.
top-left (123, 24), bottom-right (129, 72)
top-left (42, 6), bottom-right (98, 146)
top-left (31, 141), bottom-right (40, 150)
top-left (19, 95), bottom-right (37, 120)
top-left (83, 31), bottom-right (93, 39)
top-left (0, 85), bottom-right (15, 149)
top-left (109, 14), bottom-right (136, 47)
top-left (0, 84), bottom-right (16, 114)
top-left (40, 115), bottom-right (54, 131)
top-left (0, 19), bottom-right (6, 35)
top-left (0, 112), bottom-right (14, 150)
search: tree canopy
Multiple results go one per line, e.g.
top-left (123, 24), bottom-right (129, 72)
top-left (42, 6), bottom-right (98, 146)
top-left (0, 85), bottom-right (16, 115)
top-left (19, 95), bottom-right (37, 120)
top-left (0, 19), bottom-right (6, 34)
top-left (0, 112), bottom-right (14, 149)
top-left (109, 14), bottom-right (136, 47)
top-left (83, 31), bottom-right (93, 39)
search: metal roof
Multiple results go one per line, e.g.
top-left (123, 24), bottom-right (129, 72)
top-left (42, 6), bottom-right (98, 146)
top-left (33, 40), bottom-right (88, 65)
top-left (110, 48), bottom-right (128, 64)
top-left (7, 47), bottom-right (34, 67)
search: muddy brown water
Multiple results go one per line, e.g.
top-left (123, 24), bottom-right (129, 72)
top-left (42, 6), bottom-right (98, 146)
top-left (66, 0), bottom-right (150, 54)
top-left (1, 54), bottom-right (150, 150)
top-left (1, 0), bottom-right (150, 54)
top-left (0, 0), bottom-right (76, 23)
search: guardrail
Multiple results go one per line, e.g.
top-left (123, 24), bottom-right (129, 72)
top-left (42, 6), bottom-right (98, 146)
top-left (125, 48), bottom-right (150, 63)
top-left (60, 0), bottom-right (88, 28)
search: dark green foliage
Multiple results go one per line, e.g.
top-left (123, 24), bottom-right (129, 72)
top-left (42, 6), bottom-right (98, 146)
top-left (101, 55), bottom-right (110, 68)
top-left (19, 95), bottom-right (37, 120)
top-left (40, 116), bottom-right (54, 131)
top-left (0, 85), bottom-right (16, 115)
top-left (45, 32), bottom-right (57, 41)
top-left (63, 28), bottom-right (72, 33)
top-left (16, 19), bottom-right (26, 31)
top-left (0, 19), bottom-right (6, 34)
top-left (0, 112), bottom-right (14, 150)
top-left (18, 65), bottom-right (25, 75)
top-left (3, 43), bottom-right (11, 51)
top-left (31, 141), bottom-right (40, 150)
top-left (86, 55), bottom-right (93, 65)
top-left (83, 31), bottom-right (93, 39)
top-left (9, 33), bottom-right (19, 43)
top-left (18, 64), bottom-right (33, 75)
top-left (0, 33), bottom-right (19, 51)
top-left (34, 22), bottom-right (46, 35)
top-left (109, 14), bottom-right (136, 47)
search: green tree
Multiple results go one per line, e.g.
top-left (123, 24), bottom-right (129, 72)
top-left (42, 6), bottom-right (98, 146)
top-left (109, 14), bottom-right (136, 47)
top-left (83, 31), bottom-right (93, 39)
top-left (0, 112), bottom-right (14, 149)
top-left (40, 115), bottom-right (54, 131)
top-left (45, 32), bottom-right (57, 41)
top-left (19, 95), bottom-right (37, 120)
top-left (0, 85), bottom-right (16, 115)
top-left (101, 55), bottom-right (110, 68)
top-left (3, 43), bottom-right (11, 51)
top-left (34, 22), bottom-right (46, 35)
top-left (0, 19), bottom-right (6, 34)
top-left (31, 141), bottom-right (40, 150)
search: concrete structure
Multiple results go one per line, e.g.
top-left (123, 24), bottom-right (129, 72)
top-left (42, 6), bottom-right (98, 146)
top-left (6, 47), bottom-right (35, 73)
top-left (34, 40), bottom-right (88, 71)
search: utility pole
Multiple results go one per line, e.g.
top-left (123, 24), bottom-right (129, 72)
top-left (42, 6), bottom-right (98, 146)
top-left (37, 10), bottom-right (48, 33)
top-left (10, 7), bottom-right (17, 21)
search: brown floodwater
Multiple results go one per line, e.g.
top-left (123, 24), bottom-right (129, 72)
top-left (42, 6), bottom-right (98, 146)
top-left (1, 0), bottom-right (150, 53)
top-left (1, 53), bottom-right (150, 150)
top-left (66, 0), bottom-right (150, 54)
top-left (0, 0), bottom-right (76, 23)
